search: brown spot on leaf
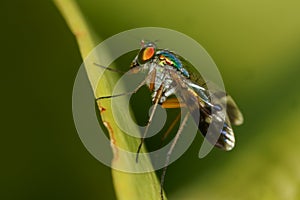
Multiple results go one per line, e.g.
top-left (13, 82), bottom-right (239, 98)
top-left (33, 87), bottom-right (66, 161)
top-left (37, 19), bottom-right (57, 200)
top-left (103, 121), bottom-right (118, 159)
top-left (99, 106), bottom-right (106, 113)
top-left (96, 101), bottom-right (106, 113)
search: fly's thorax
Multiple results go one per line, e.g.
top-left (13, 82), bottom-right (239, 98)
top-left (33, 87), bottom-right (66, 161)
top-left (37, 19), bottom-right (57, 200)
top-left (155, 50), bottom-right (190, 78)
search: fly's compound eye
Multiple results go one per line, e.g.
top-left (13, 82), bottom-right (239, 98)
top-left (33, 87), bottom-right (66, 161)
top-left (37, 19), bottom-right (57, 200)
top-left (137, 43), bottom-right (156, 64)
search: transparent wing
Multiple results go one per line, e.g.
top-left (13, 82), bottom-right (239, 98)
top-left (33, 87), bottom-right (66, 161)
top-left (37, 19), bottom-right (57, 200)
top-left (169, 71), bottom-right (236, 151)
top-left (206, 87), bottom-right (244, 126)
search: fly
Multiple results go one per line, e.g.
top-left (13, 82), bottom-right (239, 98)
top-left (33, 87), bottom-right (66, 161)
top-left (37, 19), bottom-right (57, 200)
top-left (96, 40), bottom-right (244, 200)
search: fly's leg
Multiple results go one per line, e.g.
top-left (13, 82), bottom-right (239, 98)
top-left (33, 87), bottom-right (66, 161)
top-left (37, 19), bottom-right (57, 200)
top-left (94, 62), bottom-right (126, 74)
top-left (95, 66), bottom-right (158, 162)
top-left (95, 68), bottom-right (155, 101)
top-left (160, 112), bottom-right (189, 200)
top-left (96, 78), bottom-right (147, 101)
top-left (136, 82), bottom-right (164, 162)
top-left (161, 98), bottom-right (186, 109)
top-left (160, 113), bottom-right (181, 142)
top-left (159, 98), bottom-right (185, 142)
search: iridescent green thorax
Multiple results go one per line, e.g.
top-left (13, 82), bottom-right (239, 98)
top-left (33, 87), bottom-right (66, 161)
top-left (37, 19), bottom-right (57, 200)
top-left (156, 50), bottom-right (190, 78)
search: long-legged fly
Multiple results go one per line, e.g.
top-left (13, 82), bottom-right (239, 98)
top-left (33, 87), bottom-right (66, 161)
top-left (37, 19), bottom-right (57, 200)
top-left (96, 41), bottom-right (243, 200)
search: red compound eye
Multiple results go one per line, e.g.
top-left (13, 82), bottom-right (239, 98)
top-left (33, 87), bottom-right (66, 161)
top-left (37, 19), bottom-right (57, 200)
top-left (142, 47), bottom-right (155, 61)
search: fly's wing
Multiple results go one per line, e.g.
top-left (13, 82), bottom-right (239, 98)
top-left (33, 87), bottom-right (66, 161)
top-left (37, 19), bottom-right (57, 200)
top-left (203, 86), bottom-right (244, 150)
top-left (176, 54), bottom-right (207, 86)
top-left (183, 86), bottom-right (236, 151)
top-left (195, 92), bottom-right (236, 151)
top-left (207, 91), bottom-right (236, 151)
top-left (170, 71), bottom-right (235, 151)
top-left (185, 79), bottom-right (239, 150)
top-left (225, 95), bottom-right (244, 126)
top-left (207, 87), bottom-right (244, 126)
top-left (182, 57), bottom-right (244, 127)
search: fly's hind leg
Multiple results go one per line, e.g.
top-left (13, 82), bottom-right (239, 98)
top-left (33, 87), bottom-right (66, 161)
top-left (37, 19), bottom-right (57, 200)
top-left (159, 98), bottom-right (185, 142)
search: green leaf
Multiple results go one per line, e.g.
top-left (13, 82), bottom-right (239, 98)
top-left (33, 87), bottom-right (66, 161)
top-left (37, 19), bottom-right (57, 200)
top-left (53, 0), bottom-right (165, 199)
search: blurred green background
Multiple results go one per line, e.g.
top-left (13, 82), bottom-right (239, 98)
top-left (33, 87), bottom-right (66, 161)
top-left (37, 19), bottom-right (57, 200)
top-left (3, 0), bottom-right (300, 199)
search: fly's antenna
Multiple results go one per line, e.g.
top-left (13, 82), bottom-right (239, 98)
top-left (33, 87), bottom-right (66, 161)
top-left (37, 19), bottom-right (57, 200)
top-left (141, 39), bottom-right (145, 47)
top-left (141, 39), bottom-right (160, 46)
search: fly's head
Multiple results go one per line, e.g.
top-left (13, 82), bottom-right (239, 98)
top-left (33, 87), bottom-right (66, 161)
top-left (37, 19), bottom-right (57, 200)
top-left (138, 41), bottom-right (157, 64)
top-left (130, 41), bottom-right (157, 72)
